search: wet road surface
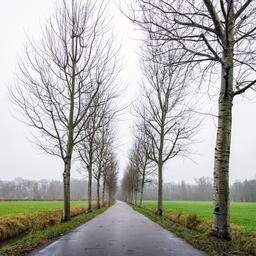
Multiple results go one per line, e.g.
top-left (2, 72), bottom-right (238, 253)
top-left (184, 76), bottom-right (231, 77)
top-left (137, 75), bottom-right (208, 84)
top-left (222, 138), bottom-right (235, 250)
top-left (29, 201), bottom-right (207, 256)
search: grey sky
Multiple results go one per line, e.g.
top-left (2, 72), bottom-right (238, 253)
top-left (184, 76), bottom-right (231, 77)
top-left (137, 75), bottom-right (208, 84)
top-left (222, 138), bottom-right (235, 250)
top-left (0, 0), bottom-right (256, 184)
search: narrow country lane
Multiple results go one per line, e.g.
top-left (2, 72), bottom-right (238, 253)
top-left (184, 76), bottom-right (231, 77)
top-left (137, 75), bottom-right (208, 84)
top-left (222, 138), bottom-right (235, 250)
top-left (29, 201), bottom-right (207, 256)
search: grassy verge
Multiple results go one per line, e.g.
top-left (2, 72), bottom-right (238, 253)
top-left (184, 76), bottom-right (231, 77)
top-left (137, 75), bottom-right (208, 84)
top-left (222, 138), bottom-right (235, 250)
top-left (133, 205), bottom-right (255, 256)
top-left (0, 207), bottom-right (87, 242)
top-left (0, 206), bottom-right (109, 256)
top-left (143, 200), bottom-right (256, 232)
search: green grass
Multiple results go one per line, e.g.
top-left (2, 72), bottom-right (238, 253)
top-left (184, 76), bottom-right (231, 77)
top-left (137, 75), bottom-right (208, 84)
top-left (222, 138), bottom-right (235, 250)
top-left (133, 205), bottom-right (251, 256)
top-left (0, 201), bottom-right (86, 216)
top-left (143, 200), bottom-right (256, 232)
top-left (0, 206), bottom-right (109, 256)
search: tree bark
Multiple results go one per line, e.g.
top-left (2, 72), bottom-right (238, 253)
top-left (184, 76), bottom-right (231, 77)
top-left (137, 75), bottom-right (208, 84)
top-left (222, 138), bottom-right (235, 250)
top-left (108, 186), bottom-right (112, 207)
top-left (102, 175), bottom-right (106, 205)
top-left (156, 126), bottom-right (164, 216)
top-left (156, 161), bottom-right (163, 216)
top-left (63, 159), bottom-right (71, 221)
top-left (211, 2), bottom-right (234, 239)
top-left (135, 177), bottom-right (139, 205)
top-left (96, 177), bottom-right (101, 209)
top-left (62, 30), bottom-right (76, 221)
top-left (139, 172), bottom-right (145, 207)
top-left (211, 51), bottom-right (233, 240)
top-left (87, 164), bottom-right (93, 212)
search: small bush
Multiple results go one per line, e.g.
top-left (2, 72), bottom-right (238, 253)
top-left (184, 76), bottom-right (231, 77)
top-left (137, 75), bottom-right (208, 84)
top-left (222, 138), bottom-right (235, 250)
top-left (186, 214), bottom-right (202, 230)
top-left (166, 211), bottom-right (202, 231)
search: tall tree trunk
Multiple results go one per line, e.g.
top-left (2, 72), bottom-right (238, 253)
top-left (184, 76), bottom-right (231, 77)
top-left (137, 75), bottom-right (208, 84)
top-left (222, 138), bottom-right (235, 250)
top-left (108, 186), bottom-right (111, 207)
top-left (211, 2), bottom-right (234, 239)
top-left (96, 177), bottom-right (101, 209)
top-left (62, 22), bottom-right (76, 221)
top-left (102, 175), bottom-right (106, 205)
top-left (156, 128), bottom-right (164, 216)
top-left (87, 164), bottom-right (93, 212)
top-left (62, 33), bottom-right (76, 221)
top-left (211, 50), bottom-right (233, 240)
top-left (63, 159), bottom-right (71, 221)
top-left (139, 172), bottom-right (145, 207)
top-left (156, 161), bottom-right (163, 215)
top-left (136, 176), bottom-right (140, 205)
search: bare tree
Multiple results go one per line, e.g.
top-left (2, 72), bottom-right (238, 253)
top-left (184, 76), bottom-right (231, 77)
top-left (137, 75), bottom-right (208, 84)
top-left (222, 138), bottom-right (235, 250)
top-left (77, 102), bottom-right (100, 212)
top-left (121, 167), bottom-right (135, 203)
top-left (11, 0), bottom-right (110, 221)
top-left (93, 127), bottom-right (106, 209)
top-left (100, 145), bottom-right (117, 205)
top-left (94, 120), bottom-right (115, 208)
top-left (105, 154), bottom-right (118, 207)
top-left (101, 162), bottom-right (108, 205)
top-left (132, 0), bottom-right (256, 239)
top-left (128, 161), bottom-right (141, 205)
top-left (129, 131), bottom-right (155, 206)
top-left (78, 96), bottom-right (111, 211)
top-left (135, 41), bottom-right (198, 216)
top-left (129, 143), bottom-right (142, 205)
top-left (121, 165), bottom-right (140, 204)
top-left (77, 76), bottom-right (118, 212)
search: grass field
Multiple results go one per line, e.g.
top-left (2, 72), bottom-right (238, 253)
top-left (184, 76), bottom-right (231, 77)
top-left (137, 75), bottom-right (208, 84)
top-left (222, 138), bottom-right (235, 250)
top-left (0, 200), bottom-right (86, 216)
top-left (143, 200), bottom-right (256, 232)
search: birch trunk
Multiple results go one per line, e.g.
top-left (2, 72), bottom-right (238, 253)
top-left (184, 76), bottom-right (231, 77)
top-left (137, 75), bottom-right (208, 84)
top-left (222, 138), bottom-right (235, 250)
top-left (156, 127), bottom-right (164, 216)
top-left (62, 29), bottom-right (76, 221)
top-left (96, 177), bottom-right (101, 209)
top-left (102, 176), bottom-right (106, 205)
top-left (87, 164), bottom-right (93, 212)
top-left (211, 65), bottom-right (233, 239)
top-left (135, 177), bottom-right (139, 205)
top-left (139, 173), bottom-right (145, 207)
top-left (211, 2), bottom-right (234, 239)
top-left (62, 77), bottom-right (74, 221)
top-left (63, 159), bottom-right (71, 221)
top-left (108, 186), bottom-right (112, 207)
top-left (156, 161), bottom-right (163, 215)
top-left (212, 46), bottom-right (234, 240)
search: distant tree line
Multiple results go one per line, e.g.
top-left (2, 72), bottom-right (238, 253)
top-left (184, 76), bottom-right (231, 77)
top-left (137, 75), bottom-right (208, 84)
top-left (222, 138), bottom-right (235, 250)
top-left (122, 176), bottom-right (256, 202)
top-left (142, 178), bottom-right (214, 201)
top-left (1, 177), bottom-right (255, 202)
top-left (231, 179), bottom-right (256, 202)
top-left (0, 178), bottom-right (100, 201)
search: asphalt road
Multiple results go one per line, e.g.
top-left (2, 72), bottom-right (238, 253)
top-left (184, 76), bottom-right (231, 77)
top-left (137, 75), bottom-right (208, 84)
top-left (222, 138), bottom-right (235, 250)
top-left (29, 201), bottom-right (207, 256)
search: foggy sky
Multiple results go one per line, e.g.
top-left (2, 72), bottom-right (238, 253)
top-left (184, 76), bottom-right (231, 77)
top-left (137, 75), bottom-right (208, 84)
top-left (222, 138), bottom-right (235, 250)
top-left (0, 0), bottom-right (256, 184)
